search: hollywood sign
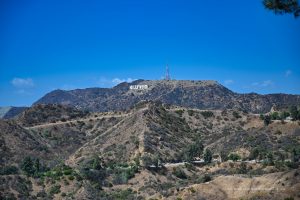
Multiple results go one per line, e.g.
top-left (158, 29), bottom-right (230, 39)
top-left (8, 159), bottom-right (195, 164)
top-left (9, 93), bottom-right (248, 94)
top-left (129, 85), bottom-right (148, 90)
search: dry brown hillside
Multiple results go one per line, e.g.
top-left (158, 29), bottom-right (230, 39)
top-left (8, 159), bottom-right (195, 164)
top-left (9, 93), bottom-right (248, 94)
top-left (0, 102), bottom-right (299, 200)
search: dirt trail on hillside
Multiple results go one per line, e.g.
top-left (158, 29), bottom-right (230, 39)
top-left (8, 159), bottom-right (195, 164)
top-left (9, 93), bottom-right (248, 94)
top-left (24, 113), bottom-right (130, 129)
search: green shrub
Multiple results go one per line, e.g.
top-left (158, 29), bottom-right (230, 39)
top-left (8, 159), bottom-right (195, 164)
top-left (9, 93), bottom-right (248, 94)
top-left (20, 156), bottom-right (35, 176)
top-left (280, 111), bottom-right (290, 119)
top-left (80, 167), bottom-right (106, 184)
top-left (189, 187), bottom-right (196, 193)
top-left (110, 188), bottom-right (136, 200)
top-left (266, 152), bottom-right (274, 165)
top-left (195, 174), bottom-right (212, 183)
top-left (239, 162), bottom-right (248, 174)
top-left (291, 147), bottom-right (300, 163)
top-left (49, 185), bottom-right (61, 195)
top-left (270, 112), bottom-right (280, 120)
top-left (172, 167), bottom-right (187, 179)
top-left (202, 174), bottom-right (212, 182)
top-left (228, 153), bottom-right (241, 161)
top-left (259, 114), bottom-right (265, 120)
top-left (0, 165), bottom-right (18, 175)
top-left (200, 111), bottom-right (214, 118)
top-left (187, 110), bottom-right (194, 116)
top-left (232, 111), bottom-right (241, 119)
top-left (112, 171), bottom-right (130, 184)
top-left (91, 155), bottom-right (103, 170)
top-left (141, 154), bottom-right (160, 168)
top-left (284, 197), bottom-right (294, 200)
top-left (112, 164), bottom-right (138, 185)
top-left (63, 168), bottom-right (73, 175)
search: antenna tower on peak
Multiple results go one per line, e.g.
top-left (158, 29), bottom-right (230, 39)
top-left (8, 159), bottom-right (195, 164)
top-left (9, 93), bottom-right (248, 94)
top-left (165, 64), bottom-right (170, 80)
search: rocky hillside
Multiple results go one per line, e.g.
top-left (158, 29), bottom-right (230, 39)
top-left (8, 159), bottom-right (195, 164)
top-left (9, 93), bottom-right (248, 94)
top-left (0, 106), bottom-right (27, 119)
top-left (34, 80), bottom-right (300, 113)
top-left (1, 102), bottom-right (300, 200)
top-left (66, 102), bottom-right (197, 167)
top-left (16, 104), bottom-right (89, 127)
top-left (0, 120), bottom-right (53, 167)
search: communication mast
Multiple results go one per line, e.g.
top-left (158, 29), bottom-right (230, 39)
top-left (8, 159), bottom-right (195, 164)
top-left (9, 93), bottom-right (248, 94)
top-left (165, 64), bottom-right (170, 80)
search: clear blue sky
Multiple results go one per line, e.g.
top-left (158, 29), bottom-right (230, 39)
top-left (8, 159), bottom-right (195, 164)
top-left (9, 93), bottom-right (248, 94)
top-left (0, 0), bottom-right (299, 106)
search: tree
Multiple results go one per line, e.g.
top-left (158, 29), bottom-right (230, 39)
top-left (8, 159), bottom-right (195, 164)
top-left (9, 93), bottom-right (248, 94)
top-left (259, 114), bottom-right (265, 120)
top-left (20, 157), bottom-right (35, 176)
top-left (220, 151), bottom-right (228, 162)
top-left (172, 167), bottom-right (187, 179)
top-left (266, 152), bottom-right (274, 165)
top-left (264, 115), bottom-right (271, 126)
top-left (204, 149), bottom-right (212, 164)
top-left (275, 151), bottom-right (285, 162)
top-left (263, 0), bottom-right (300, 17)
top-left (92, 156), bottom-right (102, 170)
top-left (280, 111), bottom-right (290, 120)
top-left (34, 158), bottom-right (40, 175)
top-left (233, 111), bottom-right (241, 119)
top-left (249, 148), bottom-right (260, 160)
top-left (289, 105), bottom-right (299, 120)
top-left (228, 153), bottom-right (241, 162)
top-left (270, 112), bottom-right (279, 120)
top-left (141, 154), bottom-right (160, 169)
top-left (183, 139), bottom-right (204, 162)
top-left (292, 147), bottom-right (300, 163)
top-left (149, 154), bottom-right (161, 169)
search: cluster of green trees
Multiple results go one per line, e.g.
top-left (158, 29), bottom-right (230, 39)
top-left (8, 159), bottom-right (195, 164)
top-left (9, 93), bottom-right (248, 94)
top-left (248, 146), bottom-right (299, 168)
top-left (111, 163), bottom-right (139, 185)
top-left (260, 106), bottom-right (300, 125)
top-left (80, 155), bottom-right (140, 187)
top-left (289, 105), bottom-right (300, 120)
top-left (16, 154), bottom-right (140, 191)
top-left (20, 157), bottom-right (47, 177)
top-left (220, 152), bottom-right (242, 162)
top-left (141, 154), bottom-right (162, 170)
top-left (227, 153), bottom-right (241, 161)
top-left (182, 139), bottom-right (213, 164)
top-left (182, 139), bottom-right (204, 162)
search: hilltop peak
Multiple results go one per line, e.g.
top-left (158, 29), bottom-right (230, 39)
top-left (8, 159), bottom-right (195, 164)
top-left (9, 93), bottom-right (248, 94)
top-left (33, 79), bottom-right (300, 113)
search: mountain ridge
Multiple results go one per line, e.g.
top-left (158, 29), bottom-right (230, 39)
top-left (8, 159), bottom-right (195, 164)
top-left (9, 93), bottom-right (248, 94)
top-left (33, 79), bottom-right (300, 113)
top-left (0, 106), bottom-right (28, 119)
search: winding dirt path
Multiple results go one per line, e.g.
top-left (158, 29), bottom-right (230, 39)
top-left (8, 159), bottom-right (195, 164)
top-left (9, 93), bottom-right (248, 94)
top-left (24, 113), bottom-right (130, 129)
